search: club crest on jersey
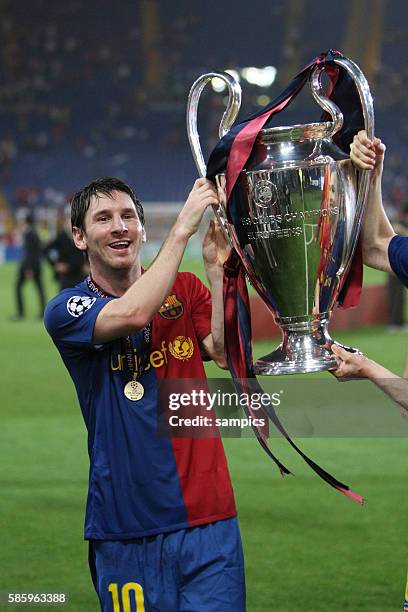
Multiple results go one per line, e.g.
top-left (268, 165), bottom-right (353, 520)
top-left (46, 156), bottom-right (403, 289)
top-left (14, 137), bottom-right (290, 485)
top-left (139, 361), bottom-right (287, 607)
top-left (159, 294), bottom-right (184, 320)
top-left (67, 295), bottom-right (96, 317)
top-left (168, 336), bottom-right (194, 360)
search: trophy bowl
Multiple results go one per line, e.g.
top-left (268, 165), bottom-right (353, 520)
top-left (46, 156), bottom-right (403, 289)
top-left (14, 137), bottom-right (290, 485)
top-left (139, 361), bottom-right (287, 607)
top-left (187, 57), bottom-right (374, 375)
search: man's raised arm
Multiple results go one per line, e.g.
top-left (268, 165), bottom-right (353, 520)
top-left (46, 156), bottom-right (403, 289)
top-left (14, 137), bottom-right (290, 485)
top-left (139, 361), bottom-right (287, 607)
top-left (94, 179), bottom-right (219, 343)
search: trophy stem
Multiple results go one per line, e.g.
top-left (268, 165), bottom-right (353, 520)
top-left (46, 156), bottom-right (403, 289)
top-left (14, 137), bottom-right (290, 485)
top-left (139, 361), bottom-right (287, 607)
top-left (254, 314), bottom-right (337, 375)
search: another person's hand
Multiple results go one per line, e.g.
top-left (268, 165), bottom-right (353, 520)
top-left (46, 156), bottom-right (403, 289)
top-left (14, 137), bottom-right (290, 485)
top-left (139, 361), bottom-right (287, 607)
top-left (330, 344), bottom-right (375, 381)
top-left (175, 179), bottom-right (219, 239)
top-left (202, 218), bottom-right (231, 273)
top-left (350, 130), bottom-right (386, 175)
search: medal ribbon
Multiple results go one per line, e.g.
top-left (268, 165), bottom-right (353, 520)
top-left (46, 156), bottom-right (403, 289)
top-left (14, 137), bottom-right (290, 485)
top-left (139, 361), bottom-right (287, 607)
top-left (86, 276), bottom-right (151, 381)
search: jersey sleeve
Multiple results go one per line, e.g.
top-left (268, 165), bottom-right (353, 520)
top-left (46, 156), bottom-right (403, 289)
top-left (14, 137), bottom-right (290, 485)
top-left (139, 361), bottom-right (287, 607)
top-left (44, 290), bottom-right (111, 347)
top-left (388, 235), bottom-right (408, 288)
top-left (186, 273), bottom-right (212, 341)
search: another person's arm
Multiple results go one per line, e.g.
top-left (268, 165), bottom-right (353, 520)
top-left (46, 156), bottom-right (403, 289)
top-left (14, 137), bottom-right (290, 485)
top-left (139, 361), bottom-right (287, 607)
top-left (200, 219), bottom-right (231, 369)
top-left (93, 179), bottom-right (219, 343)
top-left (332, 344), bottom-right (408, 413)
top-left (350, 131), bottom-right (395, 272)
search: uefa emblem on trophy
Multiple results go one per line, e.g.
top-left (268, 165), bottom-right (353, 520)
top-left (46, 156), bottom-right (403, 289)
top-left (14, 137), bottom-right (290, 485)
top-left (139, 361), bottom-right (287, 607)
top-left (187, 53), bottom-right (374, 375)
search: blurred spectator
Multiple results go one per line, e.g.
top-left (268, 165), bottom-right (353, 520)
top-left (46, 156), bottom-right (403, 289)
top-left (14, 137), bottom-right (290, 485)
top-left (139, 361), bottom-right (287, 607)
top-left (44, 208), bottom-right (87, 290)
top-left (0, 1), bottom-right (407, 203)
top-left (13, 212), bottom-right (46, 319)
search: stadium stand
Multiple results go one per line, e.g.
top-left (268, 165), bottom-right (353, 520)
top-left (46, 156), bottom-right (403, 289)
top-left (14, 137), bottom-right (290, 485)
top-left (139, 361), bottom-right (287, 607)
top-left (0, 1), bottom-right (407, 222)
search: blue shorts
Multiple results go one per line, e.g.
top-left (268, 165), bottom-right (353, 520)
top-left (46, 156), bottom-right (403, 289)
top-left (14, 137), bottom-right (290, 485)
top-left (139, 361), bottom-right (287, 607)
top-left (89, 517), bottom-right (246, 612)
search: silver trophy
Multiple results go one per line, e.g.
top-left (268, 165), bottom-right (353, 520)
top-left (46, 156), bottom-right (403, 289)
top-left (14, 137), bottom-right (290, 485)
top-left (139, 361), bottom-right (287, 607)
top-left (187, 58), bottom-right (374, 375)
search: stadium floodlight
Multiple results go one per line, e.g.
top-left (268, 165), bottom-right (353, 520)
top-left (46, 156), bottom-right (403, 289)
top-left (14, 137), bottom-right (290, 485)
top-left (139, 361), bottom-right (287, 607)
top-left (211, 69), bottom-right (240, 92)
top-left (256, 94), bottom-right (272, 106)
top-left (225, 69), bottom-right (240, 82)
top-left (211, 77), bottom-right (227, 92)
top-left (241, 66), bottom-right (277, 87)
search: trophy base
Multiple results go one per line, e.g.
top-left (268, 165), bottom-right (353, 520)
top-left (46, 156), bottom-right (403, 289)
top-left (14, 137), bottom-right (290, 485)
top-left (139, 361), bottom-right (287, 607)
top-left (254, 315), bottom-right (338, 376)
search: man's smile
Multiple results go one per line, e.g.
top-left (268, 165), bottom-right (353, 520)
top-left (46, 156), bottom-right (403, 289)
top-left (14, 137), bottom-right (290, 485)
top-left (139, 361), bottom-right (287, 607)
top-left (108, 240), bottom-right (132, 251)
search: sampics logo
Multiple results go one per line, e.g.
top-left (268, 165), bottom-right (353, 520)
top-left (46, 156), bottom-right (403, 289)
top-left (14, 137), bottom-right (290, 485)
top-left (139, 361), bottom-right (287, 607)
top-left (159, 294), bottom-right (184, 320)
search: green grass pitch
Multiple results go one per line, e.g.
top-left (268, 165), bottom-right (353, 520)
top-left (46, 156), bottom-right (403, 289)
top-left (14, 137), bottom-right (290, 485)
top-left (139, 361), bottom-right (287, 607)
top-left (0, 260), bottom-right (407, 611)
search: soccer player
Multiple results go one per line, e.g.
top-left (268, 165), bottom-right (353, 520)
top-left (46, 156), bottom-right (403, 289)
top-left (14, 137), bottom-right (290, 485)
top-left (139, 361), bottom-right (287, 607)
top-left (332, 131), bottom-right (408, 412)
top-left (44, 177), bottom-right (245, 611)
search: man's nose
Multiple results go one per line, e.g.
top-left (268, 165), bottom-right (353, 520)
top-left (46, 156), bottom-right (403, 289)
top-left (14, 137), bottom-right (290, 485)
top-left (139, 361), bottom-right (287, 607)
top-left (111, 215), bottom-right (128, 233)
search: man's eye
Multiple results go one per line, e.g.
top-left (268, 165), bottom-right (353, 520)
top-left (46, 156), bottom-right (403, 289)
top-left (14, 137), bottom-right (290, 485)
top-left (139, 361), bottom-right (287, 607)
top-left (98, 217), bottom-right (108, 222)
top-left (123, 214), bottom-right (134, 220)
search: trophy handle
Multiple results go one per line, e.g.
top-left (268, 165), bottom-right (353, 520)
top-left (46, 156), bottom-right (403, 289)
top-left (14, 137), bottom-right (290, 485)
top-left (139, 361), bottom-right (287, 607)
top-left (309, 66), bottom-right (344, 137)
top-left (310, 58), bottom-right (374, 281)
top-left (186, 72), bottom-right (242, 177)
top-left (186, 72), bottom-right (242, 247)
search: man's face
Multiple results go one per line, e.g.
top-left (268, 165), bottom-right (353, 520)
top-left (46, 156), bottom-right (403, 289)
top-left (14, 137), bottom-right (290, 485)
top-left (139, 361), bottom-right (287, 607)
top-left (72, 190), bottom-right (146, 272)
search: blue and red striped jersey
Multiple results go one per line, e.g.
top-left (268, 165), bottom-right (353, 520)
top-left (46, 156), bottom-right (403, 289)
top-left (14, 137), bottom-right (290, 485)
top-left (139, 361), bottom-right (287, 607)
top-left (44, 272), bottom-right (236, 540)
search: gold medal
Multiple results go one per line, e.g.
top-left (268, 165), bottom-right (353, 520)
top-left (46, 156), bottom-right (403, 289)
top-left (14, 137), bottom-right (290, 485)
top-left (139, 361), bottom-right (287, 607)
top-left (124, 379), bottom-right (144, 401)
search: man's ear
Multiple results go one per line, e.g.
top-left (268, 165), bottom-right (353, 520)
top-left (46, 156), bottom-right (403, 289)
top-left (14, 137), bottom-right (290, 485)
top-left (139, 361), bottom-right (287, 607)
top-left (72, 226), bottom-right (87, 251)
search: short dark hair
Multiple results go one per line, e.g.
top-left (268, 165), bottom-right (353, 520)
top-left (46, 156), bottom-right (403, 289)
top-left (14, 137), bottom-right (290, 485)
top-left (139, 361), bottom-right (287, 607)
top-left (71, 177), bottom-right (145, 231)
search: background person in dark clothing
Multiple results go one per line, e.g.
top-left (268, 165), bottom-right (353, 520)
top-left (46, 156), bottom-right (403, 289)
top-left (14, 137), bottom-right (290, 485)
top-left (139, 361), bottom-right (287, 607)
top-left (14, 213), bottom-right (46, 319)
top-left (45, 209), bottom-right (87, 290)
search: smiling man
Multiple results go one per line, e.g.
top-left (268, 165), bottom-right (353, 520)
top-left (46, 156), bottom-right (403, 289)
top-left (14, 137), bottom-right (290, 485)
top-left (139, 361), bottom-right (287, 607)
top-left (44, 176), bottom-right (245, 612)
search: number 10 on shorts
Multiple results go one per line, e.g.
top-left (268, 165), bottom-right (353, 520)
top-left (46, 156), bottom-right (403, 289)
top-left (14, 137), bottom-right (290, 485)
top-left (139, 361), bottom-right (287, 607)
top-left (108, 583), bottom-right (145, 612)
